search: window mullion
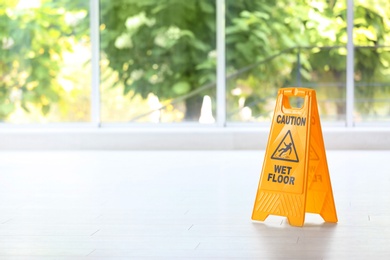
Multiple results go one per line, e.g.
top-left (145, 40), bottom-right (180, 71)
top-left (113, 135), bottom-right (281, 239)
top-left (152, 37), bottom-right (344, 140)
top-left (216, 0), bottom-right (226, 127)
top-left (346, 0), bottom-right (354, 127)
top-left (90, 0), bottom-right (101, 126)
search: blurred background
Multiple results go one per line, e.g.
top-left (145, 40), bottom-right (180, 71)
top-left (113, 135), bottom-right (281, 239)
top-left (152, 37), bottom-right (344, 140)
top-left (0, 0), bottom-right (389, 127)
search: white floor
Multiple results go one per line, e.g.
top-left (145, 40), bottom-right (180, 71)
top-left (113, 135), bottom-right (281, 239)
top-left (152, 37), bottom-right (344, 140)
top-left (0, 150), bottom-right (389, 259)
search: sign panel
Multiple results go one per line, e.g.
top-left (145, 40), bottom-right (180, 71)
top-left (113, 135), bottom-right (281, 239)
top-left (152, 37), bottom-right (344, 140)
top-left (252, 88), bottom-right (337, 227)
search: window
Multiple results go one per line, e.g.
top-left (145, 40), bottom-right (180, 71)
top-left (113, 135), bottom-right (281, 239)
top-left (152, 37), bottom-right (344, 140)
top-left (1, 0), bottom-right (389, 127)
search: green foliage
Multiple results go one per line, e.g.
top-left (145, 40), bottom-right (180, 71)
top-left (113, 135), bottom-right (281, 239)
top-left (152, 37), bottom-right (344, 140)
top-left (100, 0), bottom-right (216, 101)
top-left (100, 0), bottom-right (217, 119)
top-left (225, 1), bottom-right (341, 119)
top-left (352, 3), bottom-right (390, 118)
top-left (0, 0), bottom-right (88, 120)
top-left (226, 0), bottom-right (390, 120)
top-left (1, 0), bottom-right (389, 121)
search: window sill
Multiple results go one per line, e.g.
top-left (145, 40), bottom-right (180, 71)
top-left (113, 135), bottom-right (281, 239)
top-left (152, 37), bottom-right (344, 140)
top-left (0, 126), bottom-right (388, 150)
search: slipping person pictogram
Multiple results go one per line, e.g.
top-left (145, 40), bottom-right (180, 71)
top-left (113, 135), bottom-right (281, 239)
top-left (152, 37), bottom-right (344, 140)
top-left (271, 130), bottom-right (299, 162)
top-left (278, 142), bottom-right (292, 157)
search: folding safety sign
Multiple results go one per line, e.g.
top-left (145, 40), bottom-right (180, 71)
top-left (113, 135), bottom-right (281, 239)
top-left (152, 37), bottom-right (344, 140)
top-left (252, 88), bottom-right (338, 227)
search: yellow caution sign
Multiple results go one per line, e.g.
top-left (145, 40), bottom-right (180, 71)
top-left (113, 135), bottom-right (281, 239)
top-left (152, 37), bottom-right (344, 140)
top-left (252, 88), bottom-right (337, 227)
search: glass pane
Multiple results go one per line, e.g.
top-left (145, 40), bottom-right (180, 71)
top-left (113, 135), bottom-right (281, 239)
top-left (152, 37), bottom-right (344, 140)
top-left (299, 47), bottom-right (347, 122)
top-left (354, 0), bottom-right (390, 123)
top-left (225, 1), bottom-right (347, 123)
top-left (226, 49), bottom-right (296, 122)
top-left (0, 0), bottom-right (91, 123)
top-left (100, 0), bottom-right (216, 124)
top-left (355, 47), bottom-right (390, 122)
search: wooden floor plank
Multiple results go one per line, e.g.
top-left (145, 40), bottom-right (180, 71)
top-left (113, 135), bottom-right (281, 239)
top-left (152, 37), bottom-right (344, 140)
top-left (0, 151), bottom-right (389, 259)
